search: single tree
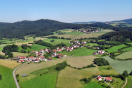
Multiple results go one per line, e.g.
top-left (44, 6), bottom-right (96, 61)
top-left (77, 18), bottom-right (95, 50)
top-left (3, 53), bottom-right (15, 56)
top-left (122, 70), bottom-right (128, 77)
top-left (0, 74), bottom-right (2, 81)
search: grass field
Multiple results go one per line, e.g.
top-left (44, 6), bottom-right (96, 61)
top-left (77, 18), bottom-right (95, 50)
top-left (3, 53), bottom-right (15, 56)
top-left (12, 52), bottom-right (29, 57)
top-left (105, 44), bottom-right (127, 53)
top-left (0, 65), bottom-right (16, 88)
top-left (116, 51), bottom-right (132, 59)
top-left (125, 76), bottom-right (132, 88)
top-left (0, 59), bottom-right (21, 69)
top-left (84, 82), bottom-right (105, 88)
top-left (19, 73), bottom-right (57, 88)
top-left (60, 47), bottom-right (97, 57)
top-left (66, 55), bottom-right (97, 68)
top-left (76, 30), bottom-right (113, 39)
top-left (0, 44), bottom-right (6, 51)
top-left (0, 51), bottom-right (5, 55)
top-left (122, 47), bottom-right (132, 52)
top-left (57, 65), bottom-right (118, 88)
top-left (43, 39), bottom-right (70, 46)
top-left (103, 56), bottom-right (132, 74)
top-left (64, 31), bottom-right (84, 35)
top-left (18, 44), bottom-right (48, 52)
top-left (85, 43), bottom-right (98, 46)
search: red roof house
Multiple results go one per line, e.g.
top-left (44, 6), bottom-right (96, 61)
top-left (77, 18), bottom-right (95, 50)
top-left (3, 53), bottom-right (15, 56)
top-left (105, 77), bottom-right (112, 81)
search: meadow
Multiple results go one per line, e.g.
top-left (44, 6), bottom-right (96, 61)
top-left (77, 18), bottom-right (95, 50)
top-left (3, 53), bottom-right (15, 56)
top-left (60, 47), bottom-right (97, 57)
top-left (0, 65), bottom-right (16, 88)
top-left (105, 44), bottom-right (127, 53)
top-left (116, 51), bottom-right (132, 59)
top-left (85, 43), bottom-right (98, 46)
top-left (57, 65), bottom-right (118, 88)
top-left (125, 76), bottom-right (132, 88)
top-left (12, 52), bottom-right (29, 57)
top-left (83, 81), bottom-right (105, 88)
top-left (43, 39), bottom-right (70, 46)
top-left (0, 44), bottom-right (6, 51)
top-left (103, 56), bottom-right (132, 74)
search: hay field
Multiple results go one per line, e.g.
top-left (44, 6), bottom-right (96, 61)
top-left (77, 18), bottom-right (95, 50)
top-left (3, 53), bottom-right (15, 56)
top-left (12, 52), bottom-right (29, 57)
top-left (0, 51), bottom-right (5, 55)
top-left (0, 59), bottom-right (21, 69)
top-left (116, 51), bottom-right (132, 59)
top-left (57, 66), bottom-right (118, 88)
top-left (66, 55), bottom-right (97, 68)
top-left (35, 37), bottom-right (47, 40)
top-left (103, 56), bottom-right (132, 73)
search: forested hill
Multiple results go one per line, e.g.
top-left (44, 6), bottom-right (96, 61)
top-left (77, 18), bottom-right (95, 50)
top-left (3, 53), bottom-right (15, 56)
top-left (0, 19), bottom-right (112, 39)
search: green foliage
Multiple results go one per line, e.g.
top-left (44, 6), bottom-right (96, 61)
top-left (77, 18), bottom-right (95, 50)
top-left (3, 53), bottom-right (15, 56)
top-left (55, 61), bottom-right (67, 71)
top-left (129, 71), bottom-right (132, 75)
top-left (21, 44), bottom-right (28, 49)
top-left (50, 39), bottom-right (54, 42)
top-left (34, 40), bottom-right (52, 47)
top-left (80, 78), bottom-right (91, 84)
top-left (122, 70), bottom-right (129, 77)
top-left (2, 44), bottom-right (18, 53)
top-left (0, 74), bottom-right (2, 81)
top-left (0, 54), bottom-right (6, 59)
top-left (94, 58), bottom-right (109, 66)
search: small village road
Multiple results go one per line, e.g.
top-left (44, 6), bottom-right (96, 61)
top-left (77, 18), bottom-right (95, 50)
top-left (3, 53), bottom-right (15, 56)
top-left (13, 63), bottom-right (26, 88)
top-left (122, 78), bottom-right (127, 88)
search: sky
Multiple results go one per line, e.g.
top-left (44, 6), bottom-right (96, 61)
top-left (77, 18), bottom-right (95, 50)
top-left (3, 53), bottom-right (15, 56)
top-left (0, 0), bottom-right (132, 23)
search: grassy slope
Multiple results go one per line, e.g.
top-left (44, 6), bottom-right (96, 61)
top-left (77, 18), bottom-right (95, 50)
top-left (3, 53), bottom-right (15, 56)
top-left (116, 51), bottom-right (132, 59)
top-left (60, 47), bottom-right (97, 57)
top-left (43, 39), bottom-right (70, 46)
top-left (0, 65), bottom-right (16, 88)
top-left (125, 76), bottom-right (132, 88)
top-left (12, 52), bottom-right (29, 57)
top-left (19, 74), bottom-right (57, 88)
top-left (84, 82), bottom-right (105, 88)
top-left (103, 56), bottom-right (132, 73)
top-left (105, 44), bottom-right (127, 53)
top-left (64, 31), bottom-right (84, 35)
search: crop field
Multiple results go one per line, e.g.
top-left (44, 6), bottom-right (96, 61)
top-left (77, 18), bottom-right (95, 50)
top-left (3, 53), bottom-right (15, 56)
top-left (66, 55), bottom-right (97, 68)
top-left (103, 56), bottom-right (132, 73)
top-left (35, 37), bottom-right (47, 40)
top-left (60, 47), bottom-right (97, 57)
top-left (0, 59), bottom-right (21, 69)
top-left (0, 65), bottom-right (16, 88)
top-left (116, 51), bottom-right (132, 59)
top-left (19, 73), bottom-right (57, 88)
top-left (57, 66), bottom-right (118, 88)
top-left (0, 51), bottom-right (5, 55)
top-left (12, 52), bottom-right (29, 57)
top-left (43, 39), bottom-right (70, 46)
top-left (105, 44), bottom-right (127, 53)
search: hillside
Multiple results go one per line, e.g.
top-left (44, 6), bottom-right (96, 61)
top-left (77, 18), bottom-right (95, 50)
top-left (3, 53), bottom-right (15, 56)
top-left (0, 19), bottom-right (112, 39)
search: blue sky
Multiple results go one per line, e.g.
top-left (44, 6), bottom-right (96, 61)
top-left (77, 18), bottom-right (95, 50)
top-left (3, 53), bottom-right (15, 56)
top-left (0, 0), bottom-right (132, 23)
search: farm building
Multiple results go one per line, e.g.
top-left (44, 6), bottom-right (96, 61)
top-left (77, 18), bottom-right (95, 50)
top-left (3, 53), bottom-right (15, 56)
top-left (105, 77), bottom-right (112, 81)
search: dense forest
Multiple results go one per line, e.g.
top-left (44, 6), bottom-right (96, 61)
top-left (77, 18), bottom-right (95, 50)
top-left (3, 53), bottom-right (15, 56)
top-left (0, 19), bottom-right (112, 39)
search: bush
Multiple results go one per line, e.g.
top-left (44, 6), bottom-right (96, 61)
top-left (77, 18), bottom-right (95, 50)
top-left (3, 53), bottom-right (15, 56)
top-left (16, 74), bottom-right (19, 77)
top-left (55, 61), bottom-right (67, 71)
top-left (122, 70), bottom-right (128, 77)
top-left (94, 58), bottom-right (109, 66)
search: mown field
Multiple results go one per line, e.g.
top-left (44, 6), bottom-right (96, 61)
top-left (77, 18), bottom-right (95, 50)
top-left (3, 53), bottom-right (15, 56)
top-left (0, 59), bottom-right (21, 69)
top-left (85, 43), bottom-right (98, 46)
top-left (103, 56), bottom-right (132, 74)
top-left (105, 44), bottom-right (127, 53)
top-left (84, 81), bottom-right (105, 88)
top-left (57, 65), bottom-right (118, 88)
top-left (12, 52), bottom-right (29, 57)
top-left (116, 51), bottom-right (132, 59)
top-left (60, 47), bottom-right (97, 57)
top-left (0, 65), bottom-right (16, 88)
top-left (43, 39), bottom-right (70, 46)
top-left (125, 76), bottom-right (132, 88)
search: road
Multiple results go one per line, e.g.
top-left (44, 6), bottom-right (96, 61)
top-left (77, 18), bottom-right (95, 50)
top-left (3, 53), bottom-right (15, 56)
top-left (13, 63), bottom-right (26, 88)
top-left (122, 78), bottom-right (127, 88)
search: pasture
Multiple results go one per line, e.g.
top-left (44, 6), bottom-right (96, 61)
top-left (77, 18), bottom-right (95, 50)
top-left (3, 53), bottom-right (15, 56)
top-left (60, 47), bottom-right (97, 57)
top-left (57, 65), bottom-right (118, 88)
top-left (105, 44), bottom-right (127, 53)
top-left (66, 55), bottom-right (97, 68)
top-left (84, 82), bottom-right (105, 88)
top-left (12, 52), bottom-right (29, 57)
top-left (85, 43), bottom-right (98, 46)
top-left (103, 56), bottom-right (132, 74)
top-left (0, 65), bottom-right (16, 88)
top-left (0, 59), bottom-right (21, 69)
top-left (0, 44), bottom-right (6, 51)
top-left (116, 51), bottom-right (132, 59)
top-left (43, 39), bottom-right (70, 46)
top-left (122, 47), bottom-right (132, 52)
top-left (19, 73), bottom-right (57, 88)
top-left (125, 76), bottom-right (132, 88)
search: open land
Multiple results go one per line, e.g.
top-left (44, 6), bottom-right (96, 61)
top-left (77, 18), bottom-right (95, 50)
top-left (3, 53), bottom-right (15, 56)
top-left (103, 56), bottom-right (132, 74)
top-left (116, 51), bottom-right (132, 59)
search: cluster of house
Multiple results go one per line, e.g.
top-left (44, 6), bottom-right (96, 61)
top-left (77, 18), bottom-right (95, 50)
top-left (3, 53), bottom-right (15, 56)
top-left (97, 75), bottom-right (112, 81)
top-left (74, 29), bottom-right (102, 33)
top-left (93, 50), bottom-right (105, 55)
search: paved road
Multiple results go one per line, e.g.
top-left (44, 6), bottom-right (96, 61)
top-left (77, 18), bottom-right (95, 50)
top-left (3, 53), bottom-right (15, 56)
top-left (13, 63), bottom-right (26, 88)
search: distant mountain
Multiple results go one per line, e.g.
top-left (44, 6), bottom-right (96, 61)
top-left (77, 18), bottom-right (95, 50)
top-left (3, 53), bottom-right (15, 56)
top-left (73, 21), bottom-right (99, 24)
top-left (0, 19), bottom-right (112, 39)
top-left (111, 18), bottom-right (132, 24)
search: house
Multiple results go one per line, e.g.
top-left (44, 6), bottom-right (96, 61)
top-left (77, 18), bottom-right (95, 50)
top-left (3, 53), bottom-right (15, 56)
top-left (28, 57), bottom-right (34, 61)
top-left (39, 56), bottom-right (45, 59)
top-left (22, 74), bottom-right (27, 77)
top-left (93, 52), bottom-right (97, 55)
top-left (52, 52), bottom-right (57, 57)
top-left (19, 59), bottom-right (25, 63)
top-left (48, 58), bottom-right (52, 61)
top-left (97, 50), bottom-right (105, 55)
top-left (97, 75), bottom-right (102, 81)
top-left (40, 49), bottom-right (44, 53)
top-left (58, 49), bottom-right (62, 52)
top-left (105, 77), bottom-right (112, 81)
top-left (57, 54), bottom-right (63, 58)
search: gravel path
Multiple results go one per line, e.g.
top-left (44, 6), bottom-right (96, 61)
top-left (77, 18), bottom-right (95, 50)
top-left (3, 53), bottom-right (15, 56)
top-left (122, 78), bottom-right (127, 88)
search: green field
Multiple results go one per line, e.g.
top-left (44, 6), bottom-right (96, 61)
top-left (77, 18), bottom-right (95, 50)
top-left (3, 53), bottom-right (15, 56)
top-left (64, 31), bottom-right (84, 35)
top-left (18, 44), bottom-right (48, 52)
top-left (12, 52), bottom-right (29, 57)
top-left (0, 65), bottom-right (16, 88)
top-left (0, 44), bottom-right (7, 51)
top-left (105, 44), bottom-right (127, 53)
top-left (103, 56), bottom-right (132, 74)
top-left (125, 76), bottom-right (132, 88)
top-left (84, 82), bottom-right (105, 88)
top-left (19, 73), bottom-right (57, 88)
top-left (85, 43), bottom-right (98, 46)
top-left (116, 51), bottom-right (132, 59)
top-left (43, 39), bottom-right (70, 46)
top-left (122, 47), bottom-right (132, 52)
top-left (60, 47), bottom-right (97, 57)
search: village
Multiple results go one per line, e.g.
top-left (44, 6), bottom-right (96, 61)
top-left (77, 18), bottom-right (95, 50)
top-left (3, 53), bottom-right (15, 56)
top-left (16, 40), bottom-right (106, 63)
